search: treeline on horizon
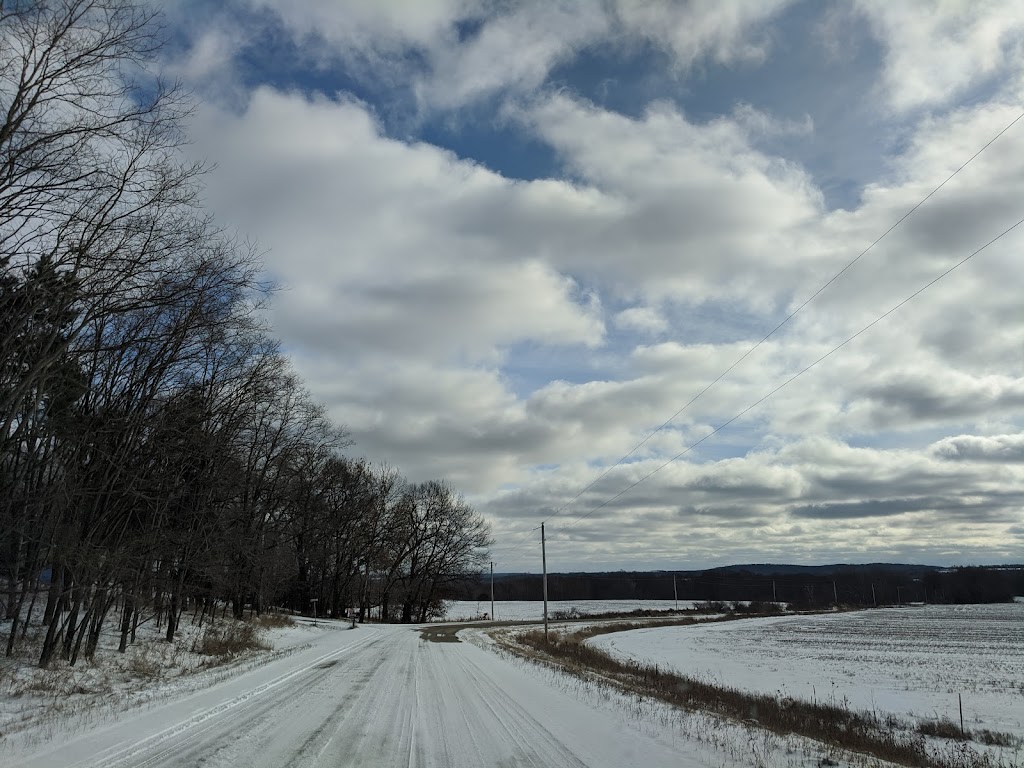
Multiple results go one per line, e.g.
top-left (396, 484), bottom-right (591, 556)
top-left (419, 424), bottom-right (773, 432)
top-left (0, 1), bottom-right (490, 668)
top-left (455, 565), bottom-right (1024, 608)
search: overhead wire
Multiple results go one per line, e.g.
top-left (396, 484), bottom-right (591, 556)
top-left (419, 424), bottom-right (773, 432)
top-left (492, 109), bottom-right (1024, 562)
top-left (551, 214), bottom-right (1024, 538)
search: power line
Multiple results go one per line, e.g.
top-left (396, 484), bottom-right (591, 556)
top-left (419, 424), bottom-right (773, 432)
top-left (501, 213), bottom-right (1024, 555)
top-left (493, 109), bottom-right (1024, 561)
top-left (549, 214), bottom-right (1024, 539)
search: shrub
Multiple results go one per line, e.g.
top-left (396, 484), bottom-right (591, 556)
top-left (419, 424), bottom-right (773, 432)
top-left (974, 729), bottom-right (1019, 747)
top-left (693, 601), bottom-right (730, 613)
top-left (918, 717), bottom-right (968, 741)
top-left (741, 600), bottom-right (783, 615)
top-left (256, 612), bottom-right (295, 629)
top-left (197, 622), bottom-right (270, 657)
top-left (551, 607), bottom-right (583, 620)
top-left (126, 652), bottom-right (162, 679)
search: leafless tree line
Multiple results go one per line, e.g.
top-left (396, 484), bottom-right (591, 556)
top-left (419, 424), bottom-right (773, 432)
top-left (0, 0), bottom-right (490, 667)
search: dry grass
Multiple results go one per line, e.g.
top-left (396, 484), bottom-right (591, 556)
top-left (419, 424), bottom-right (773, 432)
top-left (196, 622), bottom-right (270, 657)
top-left (915, 718), bottom-right (1021, 749)
top-left (918, 717), bottom-right (969, 741)
top-left (976, 729), bottom-right (1020, 748)
top-left (125, 651), bottom-right (164, 680)
top-left (256, 612), bottom-right (295, 629)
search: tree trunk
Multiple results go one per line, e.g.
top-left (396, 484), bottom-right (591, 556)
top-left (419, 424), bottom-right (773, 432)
top-left (42, 565), bottom-right (64, 625)
top-left (61, 581), bottom-right (83, 661)
top-left (118, 590), bottom-right (134, 652)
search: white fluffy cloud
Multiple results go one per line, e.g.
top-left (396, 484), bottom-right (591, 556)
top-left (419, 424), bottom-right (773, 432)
top-left (857, 0), bottom-right (1024, 112)
top-left (614, 306), bottom-right (668, 335)
top-left (512, 95), bottom-right (825, 304)
top-left (192, 89), bottom-right (605, 363)
top-left (166, 2), bottom-right (1024, 570)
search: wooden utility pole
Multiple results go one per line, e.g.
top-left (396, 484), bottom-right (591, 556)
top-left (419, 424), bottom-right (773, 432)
top-left (673, 574), bottom-right (678, 611)
top-left (833, 581), bottom-right (838, 606)
top-left (490, 561), bottom-right (495, 621)
top-left (541, 523), bottom-right (549, 642)
top-left (772, 580), bottom-right (777, 603)
top-left (363, 559), bottom-right (371, 622)
top-left (871, 584), bottom-right (877, 607)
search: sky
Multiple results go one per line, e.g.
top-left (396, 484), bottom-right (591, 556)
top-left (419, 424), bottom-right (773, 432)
top-left (157, 0), bottom-right (1024, 572)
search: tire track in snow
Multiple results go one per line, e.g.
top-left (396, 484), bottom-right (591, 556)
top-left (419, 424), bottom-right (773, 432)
top-left (20, 625), bottom-right (718, 768)
top-left (449, 644), bottom-right (589, 768)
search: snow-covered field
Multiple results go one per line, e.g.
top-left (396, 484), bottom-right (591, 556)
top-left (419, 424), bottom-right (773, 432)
top-left (442, 599), bottom-right (701, 621)
top-left (590, 603), bottom-right (1024, 737)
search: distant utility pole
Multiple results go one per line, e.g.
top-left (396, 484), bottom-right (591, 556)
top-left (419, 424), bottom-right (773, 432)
top-left (311, 598), bottom-right (319, 628)
top-left (833, 581), bottom-right (838, 607)
top-left (871, 584), bottom-right (877, 607)
top-left (673, 574), bottom-right (678, 611)
top-left (541, 523), bottom-right (549, 642)
top-left (490, 561), bottom-right (495, 621)
top-left (772, 580), bottom-right (777, 603)
top-left (363, 559), bottom-right (371, 622)
top-left (896, 585), bottom-right (903, 605)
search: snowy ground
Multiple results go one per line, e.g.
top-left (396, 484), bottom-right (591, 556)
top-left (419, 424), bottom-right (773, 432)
top-left (442, 598), bottom-right (701, 621)
top-left (589, 603), bottom-right (1024, 737)
top-left (0, 612), bottom-right (329, 748)
top-left (2, 620), bottom-right (846, 768)
top-left (9, 605), bottom-right (1016, 767)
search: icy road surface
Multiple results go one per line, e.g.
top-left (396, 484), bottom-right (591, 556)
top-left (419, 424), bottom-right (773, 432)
top-left (15, 622), bottom-right (706, 768)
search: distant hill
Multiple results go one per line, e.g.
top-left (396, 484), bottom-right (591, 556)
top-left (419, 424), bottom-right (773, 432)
top-left (453, 563), bottom-right (1024, 606)
top-left (704, 563), bottom-right (942, 577)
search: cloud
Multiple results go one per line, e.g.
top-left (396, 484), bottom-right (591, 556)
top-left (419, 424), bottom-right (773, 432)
top-left (614, 306), bottom-right (668, 335)
top-left (229, 0), bottom-right (796, 112)
top-left (790, 496), bottom-right (981, 520)
top-left (191, 85), bottom-right (1024, 569)
top-left (191, 88), bottom-right (605, 363)
top-left (731, 103), bottom-right (814, 138)
top-left (248, 0), bottom-right (475, 58)
top-left (513, 94), bottom-right (824, 304)
top-left (491, 436), bottom-right (1024, 569)
top-left (613, 0), bottom-right (793, 70)
top-left (856, 0), bottom-right (1024, 112)
top-left (852, 373), bottom-right (1024, 429)
top-left (162, 3), bottom-right (1024, 570)
top-left (413, 2), bottom-right (610, 111)
top-left (932, 433), bottom-right (1024, 463)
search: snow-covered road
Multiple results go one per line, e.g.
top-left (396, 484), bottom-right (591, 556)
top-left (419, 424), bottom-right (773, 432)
top-left (14, 623), bottom-right (707, 768)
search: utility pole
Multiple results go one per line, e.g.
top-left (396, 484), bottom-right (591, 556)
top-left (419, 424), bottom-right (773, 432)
top-left (896, 585), bottom-right (902, 605)
top-left (490, 561), bottom-right (495, 621)
top-left (311, 598), bottom-right (318, 628)
top-left (541, 523), bottom-right (549, 642)
top-left (673, 574), bottom-right (678, 611)
top-left (363, 559), bottom-right (371, 623)
top-left (772, 580), bottom-right (777, 603)
top-left (871, 583), bottom-right (877, 607)
top-left (833, 581), bottom-right (838, 607)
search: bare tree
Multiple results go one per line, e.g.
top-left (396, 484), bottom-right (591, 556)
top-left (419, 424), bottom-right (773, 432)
top-left (0, 1), bottom-right (490, 669)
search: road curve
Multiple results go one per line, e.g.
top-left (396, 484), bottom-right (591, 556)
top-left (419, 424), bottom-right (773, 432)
top-left (16, 623), bottom-right (707, 768)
